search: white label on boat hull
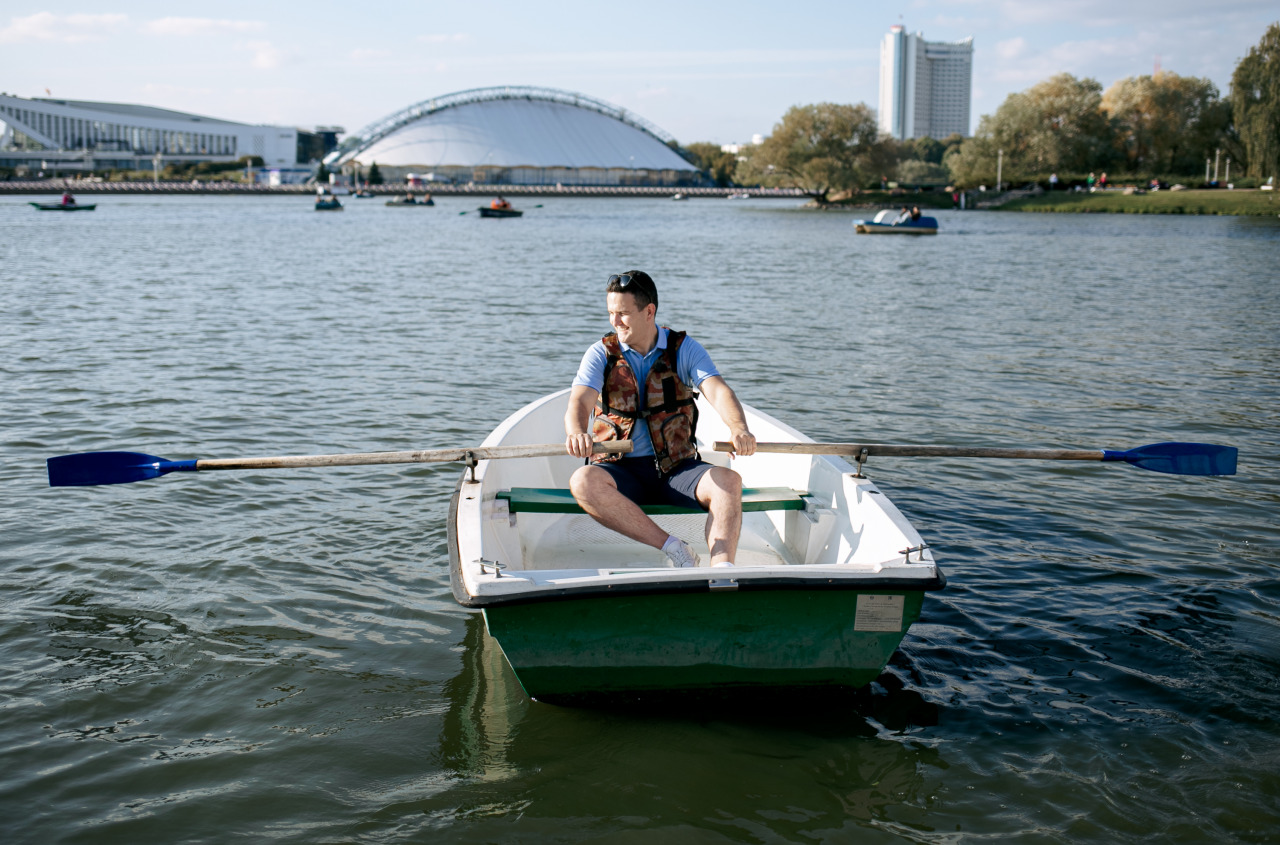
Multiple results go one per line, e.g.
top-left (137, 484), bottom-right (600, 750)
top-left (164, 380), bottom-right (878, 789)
top-left (855, 594), bottom-right (904, 631)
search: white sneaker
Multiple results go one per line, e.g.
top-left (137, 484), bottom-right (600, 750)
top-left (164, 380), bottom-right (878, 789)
top-left (711, 562), bottom-right (735, 568)
top-left (664, 537), bottom-right (700, 568)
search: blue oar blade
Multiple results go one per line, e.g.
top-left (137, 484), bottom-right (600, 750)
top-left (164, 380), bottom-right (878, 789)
top-left (1104, 443), bottom-right (1238, 476)
top-left (47, 452), bottom-right (197, 487)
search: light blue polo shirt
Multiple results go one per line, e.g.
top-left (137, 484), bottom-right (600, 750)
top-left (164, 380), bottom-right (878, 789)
top-left (573, 327), bottom-right (719, 457)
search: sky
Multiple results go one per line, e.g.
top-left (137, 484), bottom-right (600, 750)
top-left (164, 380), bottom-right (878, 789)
top-left (1, 1), bottom-right (1275, 144)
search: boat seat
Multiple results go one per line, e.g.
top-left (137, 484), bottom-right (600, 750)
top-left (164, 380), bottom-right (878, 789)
top-left (496, 486), bottom-right (807, 515)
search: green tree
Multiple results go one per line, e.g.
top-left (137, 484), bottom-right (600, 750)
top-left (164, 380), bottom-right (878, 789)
top-left (896, 159), bottom-right (951, 185)
top-left (683, 142), bottom-right (739, 187)
top-left (1231, 22), bottom-right (1280, 180)
top-left (900, 136), bottom-right (946, 164)
top-left (1103, 71), bottom-right (1232, 173)
top-left (367, 160), bottom-right (384, 185)
top-left (940, 133), bottom-right (966, 159)
top-left (736, 102), bottom-right (891, 202)
top-left (947, 74), bottom-right (1115, 186)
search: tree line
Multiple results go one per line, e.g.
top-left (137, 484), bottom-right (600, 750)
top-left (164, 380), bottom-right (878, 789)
top-left (679, 22), bottom-right (1279, 201)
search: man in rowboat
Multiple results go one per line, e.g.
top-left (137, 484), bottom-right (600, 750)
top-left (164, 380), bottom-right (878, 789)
top-left (565, 270), bottom-right (757, 568)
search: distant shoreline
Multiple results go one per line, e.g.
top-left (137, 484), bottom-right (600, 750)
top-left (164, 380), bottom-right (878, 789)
top-left (0, 181), bottom-right (805, 199)
top-left (995, 189), bottom-right (1278, 217)
top-left (7, 183), bottom-right (1274, 216)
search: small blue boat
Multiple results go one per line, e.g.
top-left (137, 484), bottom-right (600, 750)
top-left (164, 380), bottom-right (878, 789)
top-left (30, 201), bottom-right (96, 212)
top-left (854, 209), bottom-right (937, 234)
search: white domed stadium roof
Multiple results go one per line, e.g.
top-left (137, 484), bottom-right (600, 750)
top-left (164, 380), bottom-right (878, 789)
top-left (327, 86), bottom-right (696, 174)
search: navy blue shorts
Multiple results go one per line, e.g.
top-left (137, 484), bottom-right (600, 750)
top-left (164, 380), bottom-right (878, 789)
top-left (593, 457), bottom-right (713, 511)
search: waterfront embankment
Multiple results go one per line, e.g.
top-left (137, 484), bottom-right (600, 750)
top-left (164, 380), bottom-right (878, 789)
top-left (0, 180), bottom-right (804, 198)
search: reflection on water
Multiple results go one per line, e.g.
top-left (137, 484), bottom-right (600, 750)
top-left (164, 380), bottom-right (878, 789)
top-left (418, 614), bottom-right (944, 839)
top-left (436, 613), bottom-right (530, 784)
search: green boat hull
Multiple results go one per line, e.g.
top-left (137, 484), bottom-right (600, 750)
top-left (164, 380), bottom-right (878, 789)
top-left (482, 588), bottom-right (923, 699)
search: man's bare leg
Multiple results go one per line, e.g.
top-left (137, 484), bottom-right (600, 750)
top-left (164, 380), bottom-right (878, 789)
top-left (697, 466), bottom-right (743, 565)
top-left (568, 465), bottom-right (669, 548)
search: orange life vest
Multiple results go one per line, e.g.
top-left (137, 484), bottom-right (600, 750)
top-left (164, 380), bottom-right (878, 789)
top-left (592, 329), bottom-right (699, 475)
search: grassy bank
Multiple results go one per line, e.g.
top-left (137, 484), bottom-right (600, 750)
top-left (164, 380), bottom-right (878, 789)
top-left (999, 189), bottom-right (1279, 216)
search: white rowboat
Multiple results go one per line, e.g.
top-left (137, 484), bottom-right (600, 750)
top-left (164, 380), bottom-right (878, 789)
top-left (448, 389), bottom-right (945, 700)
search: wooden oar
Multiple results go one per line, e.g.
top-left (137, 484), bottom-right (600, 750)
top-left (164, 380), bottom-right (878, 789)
top-left (712, 441), bottom-right (1237, 476)
top-left (48, 441), bottom-right (631, 487)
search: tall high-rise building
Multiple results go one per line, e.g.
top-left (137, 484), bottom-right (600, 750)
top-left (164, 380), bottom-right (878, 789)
top-left (878, 25), bottom-right (973, 140)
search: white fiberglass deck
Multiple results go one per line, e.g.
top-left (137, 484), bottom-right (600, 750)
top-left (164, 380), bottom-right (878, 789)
top-left (452, 391), bottom-right (940, 601)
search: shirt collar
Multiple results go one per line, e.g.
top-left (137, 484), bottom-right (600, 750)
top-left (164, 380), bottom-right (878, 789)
top-left (618, 325), bottom-right (667, 357)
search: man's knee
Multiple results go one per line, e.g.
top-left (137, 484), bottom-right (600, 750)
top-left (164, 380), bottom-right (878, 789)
top-left (570, 464), bottom-right (613, 500)
top-left (700, 466), bottom-right (742, 507)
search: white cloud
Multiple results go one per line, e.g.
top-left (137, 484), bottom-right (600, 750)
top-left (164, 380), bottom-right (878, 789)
top-left (417, 33), bottom-right (468, 43)
top-left (349, 48), bottom-right (390, 62)
top-left (0, 12), bottom-right (127, 44)
top-left (241, 40), bottom-right (288, 70)
top-left (144, 17), bottom-right (266, 37)
top-left (995, 37), bottom-right (1028, 60)
top-left (983, 32), bottom-right (1162, 90)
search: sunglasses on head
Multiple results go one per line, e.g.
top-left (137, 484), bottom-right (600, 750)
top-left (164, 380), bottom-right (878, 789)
top-left (608, 274), bottom-right (641, 289)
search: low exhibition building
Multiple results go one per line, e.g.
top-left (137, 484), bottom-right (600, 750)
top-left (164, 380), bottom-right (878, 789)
top-left (0, 93), bottom-right (337, 179)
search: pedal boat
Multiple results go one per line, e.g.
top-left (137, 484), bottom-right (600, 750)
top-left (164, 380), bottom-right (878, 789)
top-left (854, 209), bottom-right (938, 234)
top-left (315, 197), bottom-right (343, 211)
top-left (448, 389), bottom-right (945, 700)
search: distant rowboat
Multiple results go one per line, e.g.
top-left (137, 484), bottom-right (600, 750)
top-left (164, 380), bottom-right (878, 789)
top-left (478, 206), bottom-right (522, 218)
top-left (30, 202), bottom-right (96, 212)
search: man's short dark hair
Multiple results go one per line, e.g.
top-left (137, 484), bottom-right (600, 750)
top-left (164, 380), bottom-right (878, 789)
top-left (607, 269), bottom-right (657, 310)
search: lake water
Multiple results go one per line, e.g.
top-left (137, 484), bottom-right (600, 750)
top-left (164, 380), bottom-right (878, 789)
top-left (2, 194), bottom-right (1278, 843)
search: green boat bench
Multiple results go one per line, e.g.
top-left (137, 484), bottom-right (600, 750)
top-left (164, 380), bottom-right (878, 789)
top-left (496, 487), bottom-right (808, 516)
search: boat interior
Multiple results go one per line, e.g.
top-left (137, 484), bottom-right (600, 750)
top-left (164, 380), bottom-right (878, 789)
top-left (463, 392), bottom-right (925, 575)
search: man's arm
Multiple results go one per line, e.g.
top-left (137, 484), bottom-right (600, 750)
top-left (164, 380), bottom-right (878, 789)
top-left (698, 376), bottom-right (756, 456)
top-left (565, 384), bottom-right (599, 458)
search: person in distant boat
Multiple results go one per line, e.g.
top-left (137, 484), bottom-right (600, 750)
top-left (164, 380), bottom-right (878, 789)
top-left (565, 270), bottom-right (757, 569)
top-left (61, 191), bottom-right (76, 206)
top-left (404, 192), bottom-right (415, 203)
top-left (910, 205), bottom-right (921, 221)
top-left (492, 195), bottom-right (511, 210)
top-left (892, 206), bottom-right (911, 225)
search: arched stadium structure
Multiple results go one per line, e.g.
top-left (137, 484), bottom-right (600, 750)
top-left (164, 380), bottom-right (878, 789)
top-left (325, 87), bottom-right (703, 187)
